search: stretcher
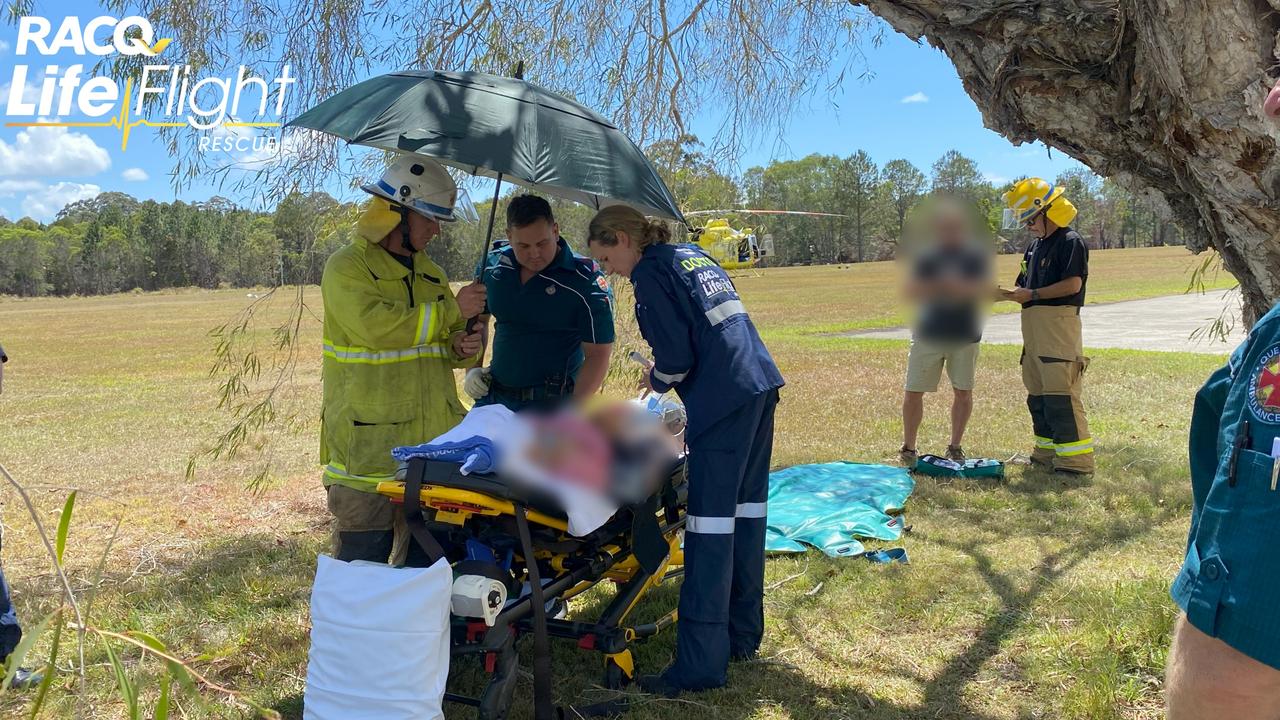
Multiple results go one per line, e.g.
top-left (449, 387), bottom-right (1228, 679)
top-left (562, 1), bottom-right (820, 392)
top-left (376, 455), bottom-right (688, 719)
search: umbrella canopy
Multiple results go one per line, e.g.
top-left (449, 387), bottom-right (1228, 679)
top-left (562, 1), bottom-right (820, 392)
top-left (287, 70), bottom-right (685, 224)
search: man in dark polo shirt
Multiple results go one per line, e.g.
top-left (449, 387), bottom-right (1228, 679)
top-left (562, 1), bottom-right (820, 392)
top-left (900, 199), bottom-right (993, 467)
top-left (1000, 178), bottom-right (1094, 474)
top-left (464, 194), bottom-right (615, 412)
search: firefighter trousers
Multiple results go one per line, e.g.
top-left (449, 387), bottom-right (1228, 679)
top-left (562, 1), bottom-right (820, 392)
top-left (1020, 305), bottom-right (1094, 473)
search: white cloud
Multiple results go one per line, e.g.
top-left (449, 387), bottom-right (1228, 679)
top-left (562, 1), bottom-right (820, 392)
top-left (21, 182), bottom-right (101, 221)
top-left (0, 124), bottom-right (111, 177)
top-left (984, 173), bottom-right (1010, 185)
top-left (121, 167), bottom-right (149, 181)
top-left (0, 179), bottom-right (43, 197)
top-left (901, 92), bottom-right (929, 104)
top-left (0, 40), bottom-right (11, 53)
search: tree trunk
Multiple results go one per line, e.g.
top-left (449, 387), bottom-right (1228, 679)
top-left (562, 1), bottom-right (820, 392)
top-left (854, 0), bottom-right (1280, 322)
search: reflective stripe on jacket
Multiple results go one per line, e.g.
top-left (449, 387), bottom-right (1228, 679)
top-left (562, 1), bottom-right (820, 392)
top-left (319, 238), bottom-right (473, 492)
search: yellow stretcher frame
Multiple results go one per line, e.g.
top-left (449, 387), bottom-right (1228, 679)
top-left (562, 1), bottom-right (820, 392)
top-left (375, 464), bottom-right (687, 718)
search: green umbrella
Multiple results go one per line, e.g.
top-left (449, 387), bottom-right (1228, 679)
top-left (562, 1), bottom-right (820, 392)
top-left (286, 69), bottom-right (685, 225)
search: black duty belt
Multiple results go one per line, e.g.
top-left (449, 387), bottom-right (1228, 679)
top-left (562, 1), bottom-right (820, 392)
top-left (490, 375), bottom-right (574, 402)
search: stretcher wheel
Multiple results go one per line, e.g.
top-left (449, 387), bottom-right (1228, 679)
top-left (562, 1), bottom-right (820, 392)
top-left (478, 640), bottom-right (520, 720)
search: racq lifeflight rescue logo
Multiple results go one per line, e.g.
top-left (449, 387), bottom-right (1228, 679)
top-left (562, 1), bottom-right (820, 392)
top-left (1249, 343), bottom-right (1280, 425)
top-left (5, 15), bottom-right (294, 150)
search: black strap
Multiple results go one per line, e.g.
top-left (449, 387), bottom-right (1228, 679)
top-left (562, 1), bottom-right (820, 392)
top-left (402, 458), bottom-right (446, 565)
top-left (631, 496), bottom-right (667, 575)
top-left (514, 504), bottom-right (557, 720)
top-left (662, 459), bottom-right (686, 525)
top-left (661, 479), bottom-right (680, 525)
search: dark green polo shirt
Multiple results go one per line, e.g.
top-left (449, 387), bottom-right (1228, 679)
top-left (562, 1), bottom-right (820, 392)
top-left (478, 238), bottom-right (615, 388)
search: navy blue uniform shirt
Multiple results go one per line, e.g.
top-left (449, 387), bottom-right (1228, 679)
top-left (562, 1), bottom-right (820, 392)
top-left (479, 238), bottom-right (615, 388)
top-left (1015, 226), bottom-right (1089, 308)
top-left (630, 243), bottom-right (784, 440)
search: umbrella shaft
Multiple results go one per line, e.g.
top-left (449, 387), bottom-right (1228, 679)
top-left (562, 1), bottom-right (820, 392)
top-left (469, 173), bottom-right (504, 368)
top-left (482, 173), bottom-right (503, 263)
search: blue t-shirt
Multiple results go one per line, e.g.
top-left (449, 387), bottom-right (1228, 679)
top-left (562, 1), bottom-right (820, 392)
top-left (478, 238), bottom-right (615, 388)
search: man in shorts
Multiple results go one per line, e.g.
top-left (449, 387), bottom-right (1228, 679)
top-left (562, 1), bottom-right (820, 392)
top-left (899, 199), bottom-right (992, 467)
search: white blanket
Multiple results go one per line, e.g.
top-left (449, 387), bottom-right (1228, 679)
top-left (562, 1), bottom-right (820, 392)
top-left (420, 405), bottom-right (620, 536)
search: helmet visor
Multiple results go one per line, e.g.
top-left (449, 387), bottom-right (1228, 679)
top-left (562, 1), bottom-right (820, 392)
top-left (450, 185), bottom-right (480, 224)
top-left (1001, 208), bottom-right (1020, 231)
top-left (400, 185), bottom-right (480, 224)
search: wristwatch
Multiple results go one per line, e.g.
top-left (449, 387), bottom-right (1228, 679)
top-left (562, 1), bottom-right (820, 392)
top-left (1030, 289), bottom-right (1040, 302)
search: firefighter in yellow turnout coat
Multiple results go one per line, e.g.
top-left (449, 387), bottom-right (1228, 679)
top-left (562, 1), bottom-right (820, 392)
top-left (321, 157), bottom-right (486, 565)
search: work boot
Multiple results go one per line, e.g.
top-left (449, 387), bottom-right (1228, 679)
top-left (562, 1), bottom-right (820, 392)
top-left (8, 668), bottom-right (43, 689)
top-left (637, 673), bottom-right (684, 698)
top-left (899, 446), bottom-right (919, 469)
top-left (945, 445), bottom-right (966, 462)
top-left (1029, 450), bottom-right (1055, 469)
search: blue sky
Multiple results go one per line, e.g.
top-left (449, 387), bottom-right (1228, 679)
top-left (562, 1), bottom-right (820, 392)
top-left (0, 4), bottom-right (1086, 222)
top-left (708, 27), bottom-right (1083, 184)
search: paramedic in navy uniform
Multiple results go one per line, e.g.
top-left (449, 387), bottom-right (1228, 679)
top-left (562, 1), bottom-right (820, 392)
top-left (586, 205), bottom-right (784, 696)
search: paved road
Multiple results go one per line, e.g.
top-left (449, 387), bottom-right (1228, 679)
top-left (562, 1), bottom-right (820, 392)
top-left (846, 289), bottom-right (1245, 354)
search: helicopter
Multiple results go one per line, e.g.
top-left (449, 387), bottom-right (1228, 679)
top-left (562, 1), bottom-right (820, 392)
top-left (683, 209), bottom-right (849, 270)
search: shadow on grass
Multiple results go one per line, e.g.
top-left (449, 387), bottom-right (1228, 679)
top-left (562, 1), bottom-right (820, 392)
top-left (1006, 463), bottom-right (1095, 494)
top-left (14, 531), bottom-right (326, 719)
top-left (889, 469), bottom-right (1183, 718)
top-left (24, 453), bottom-right (1188, 720)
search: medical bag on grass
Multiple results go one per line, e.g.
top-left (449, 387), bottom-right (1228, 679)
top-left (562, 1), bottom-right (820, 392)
top-left (913, 455), bottom-right (1005, 479)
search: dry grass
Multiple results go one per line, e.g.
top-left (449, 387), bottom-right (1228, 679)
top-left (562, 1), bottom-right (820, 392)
top-left (0, 246), bottom-right (1232, 718)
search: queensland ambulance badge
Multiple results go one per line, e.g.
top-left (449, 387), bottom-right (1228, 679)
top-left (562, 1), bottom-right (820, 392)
top-left (1248, 344), bottom-right (1280, 424)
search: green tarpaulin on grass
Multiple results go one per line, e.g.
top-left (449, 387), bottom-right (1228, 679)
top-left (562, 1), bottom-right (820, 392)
top-left (765, 462), bottom-right (914, 557)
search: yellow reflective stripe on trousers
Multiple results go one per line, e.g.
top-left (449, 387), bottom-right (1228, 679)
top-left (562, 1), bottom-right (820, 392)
top-left (1035, 436), bottom-right (1055, 450)
top-left (322, 339), bottom-right (450, 364)
top-left (1056, 438), bottom-right (1095, 456)
top-left (323, 462), bottom-right (396, 488)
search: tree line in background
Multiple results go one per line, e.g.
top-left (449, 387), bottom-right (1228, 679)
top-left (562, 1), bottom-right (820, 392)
top-left (0, 140), bottom-right (1184, 297)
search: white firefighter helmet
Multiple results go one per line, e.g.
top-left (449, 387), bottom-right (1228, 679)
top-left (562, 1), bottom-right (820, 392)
top-left (361, 156), bottom-right (478, 223)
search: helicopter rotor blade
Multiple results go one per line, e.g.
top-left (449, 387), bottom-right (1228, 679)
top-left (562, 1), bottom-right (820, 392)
top-left (682, 208), bottom-right (849, 218)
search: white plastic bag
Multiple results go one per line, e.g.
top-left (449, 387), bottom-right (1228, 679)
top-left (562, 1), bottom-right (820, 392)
top-left (304, 555), bottom-right (452, 720)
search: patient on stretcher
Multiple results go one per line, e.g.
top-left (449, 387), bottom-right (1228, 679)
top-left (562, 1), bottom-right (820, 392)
top-left (394, 398), bottom-right (684, 534)
top-left (516, 399), bottom-right (683, 502)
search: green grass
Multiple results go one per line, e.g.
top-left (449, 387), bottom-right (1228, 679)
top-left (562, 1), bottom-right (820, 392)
top-left (0, 246), bottom-right (1231, 718)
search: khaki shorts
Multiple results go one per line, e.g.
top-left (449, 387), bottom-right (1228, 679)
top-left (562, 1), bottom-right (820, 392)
top-left (905, 339), bottom-right (980, 392)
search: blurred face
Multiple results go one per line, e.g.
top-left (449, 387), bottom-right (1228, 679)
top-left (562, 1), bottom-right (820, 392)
top-left (383, 210), bottom-right (441, 254)
top-left (935, 212), bottom-right (968, 247)
top-left (1026, 213), bottom-right (1049, 239)
top-left (407, 211), bottom-right (442, 251)
top-left (1266, 76), bottom-right (1280, 118)
top-left (508, 219), bottom-right (559, 273)
top-left (589, 231), bottom-right (641, 278)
